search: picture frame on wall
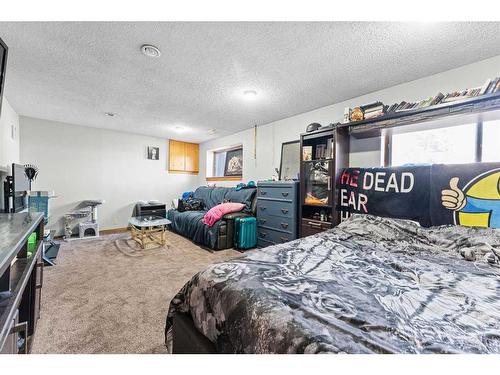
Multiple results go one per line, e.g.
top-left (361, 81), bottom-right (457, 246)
top-left (147, 146), bottom-right (159, 160)
top-left (280, 140), bottom-right (300, 180)
top-left (224, 148), bottom-right (243, 176)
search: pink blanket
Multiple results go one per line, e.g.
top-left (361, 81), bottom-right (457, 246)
top-left (202, 202), bottom-right (245, 227)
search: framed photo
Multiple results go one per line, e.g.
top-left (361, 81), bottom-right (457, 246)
top-left (302, 146), bottom-right (312, 161)
top-left (224, 148), bottom-right (243, 176)
top-left (147, 146), bottom-right (159, 160)
top-left (279, 140), bottom-right (300, 180)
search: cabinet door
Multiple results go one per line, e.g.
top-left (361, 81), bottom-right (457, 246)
top-left (184, 142), bottom-right (199, 173)
top-left (169, 140), bottom-right (186, 172)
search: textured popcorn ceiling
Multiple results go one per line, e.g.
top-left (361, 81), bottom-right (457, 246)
top-left (1, 22), bottom-right (500, 142)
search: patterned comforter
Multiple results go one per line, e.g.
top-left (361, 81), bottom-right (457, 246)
top-left (165, 215), bottom-right (500, 353)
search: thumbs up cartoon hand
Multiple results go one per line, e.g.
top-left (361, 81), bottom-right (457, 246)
top-left (441, 177), bottom-right (466, 211)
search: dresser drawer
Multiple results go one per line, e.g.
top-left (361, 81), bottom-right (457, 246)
top-left (257, 186), bottom-right (294, 201)
top-left (257, 227), bottom-right (293, 244)
top-left (301, 219), bottom-right (331, 237)
top-left (257, 238), bottom-right (275, 248)
top-left (257, 200), bottom-right (295, 218)
top-left (257, 215), bottom-right (295, 234)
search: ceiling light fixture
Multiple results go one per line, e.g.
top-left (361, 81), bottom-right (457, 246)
top-left (104, 112), bottom-right (115, 117)
top-left (141, 44), bottom-right (161, 58)
top-left (243, 90), bottom-right (258, 100)
top-left (173, 125), bottom-right (186, 132)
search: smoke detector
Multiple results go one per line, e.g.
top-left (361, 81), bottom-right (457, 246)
top-left (141, 44), bottom-right (161, 58)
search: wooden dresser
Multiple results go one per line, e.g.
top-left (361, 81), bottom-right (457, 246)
top-left (0, 213), bottom-right (44, 354)
top-left (256, 181), bottom-right (299, 248)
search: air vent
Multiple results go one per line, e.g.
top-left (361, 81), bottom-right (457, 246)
top-left (141, 44), bottom-right (161, 58)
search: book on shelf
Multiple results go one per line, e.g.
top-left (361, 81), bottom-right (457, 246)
top-left (429, 92), bottom-right (445, 106)
top-left (326, 138), bottom-right (334, 159)
top-left (347, 74), bottom-right (499, 121)
top-left (486, 77), bottom-right (499, 94)
top-left (360, 101), bottom-right (383, 112)
top-left (494, 79), bottom-right (500, 93)
top-left (315, 144), bottom-right (327, 159)
top-left (479, 78), bottom-right (492, 95)
top-left (364, 110), bottom-right (385, 119)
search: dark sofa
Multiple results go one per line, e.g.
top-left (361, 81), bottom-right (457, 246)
top-left (167, 186), bottom-right (257, 250)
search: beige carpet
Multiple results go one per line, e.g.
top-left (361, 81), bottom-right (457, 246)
top-left (31, 231), bottom-right (241, 354)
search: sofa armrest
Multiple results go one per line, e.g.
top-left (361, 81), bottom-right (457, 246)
top-left (222, 212), bottom-right (253, 221)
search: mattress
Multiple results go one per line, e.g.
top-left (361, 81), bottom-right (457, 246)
top-left (165, 214), bottom-right (500, 353)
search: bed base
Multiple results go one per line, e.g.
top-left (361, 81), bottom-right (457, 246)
top-left (172, 313), bottom-right (216, 354)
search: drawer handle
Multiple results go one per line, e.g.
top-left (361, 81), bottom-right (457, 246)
top-left (280, 223), bottom-right (288, 228)
top-left (281, 209), bottom-right (289, 214)
top-left (11, 321), bottom-right (28, 354)
top-left (308, 221), bottom-right (322, 228)
top-left (280, 236), bottom-right (288, 242)
top-left (259, 232), bottom-right (267, 237)
top-left (281, 192), bottom-right (289, 197)
top-left (260, 190), bottom-right (267, 195)
top-left (259, 219), bottom-right (267, 224)
top-left (260, 206), bottom-right (267, 211)
top-left (36, 261), bottom-right (43, 289)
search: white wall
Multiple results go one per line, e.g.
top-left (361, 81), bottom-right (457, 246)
top-left (0, 98), bottom-right (20, 170)
top-left (0, 97), bottom-right (20, 208)
top-left (20, 117), bottom-right (198, 235)
top-left (199, 55), bottom-right (500, 186)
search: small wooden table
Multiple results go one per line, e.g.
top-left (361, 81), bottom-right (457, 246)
top-left (128, 216), bottom-right (172, 249)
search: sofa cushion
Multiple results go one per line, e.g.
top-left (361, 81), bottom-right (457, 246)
top-left (225, 188), bottom-right (256, 212)
top-left (193, 186), bottom-right (256, 212)
top-left (167, 209), bottom-right (223, 249)
top-left (193, 187), bottom-right (229, 210)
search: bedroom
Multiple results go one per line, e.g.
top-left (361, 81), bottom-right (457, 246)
top-left (1, 0), bottom-right (500, 374)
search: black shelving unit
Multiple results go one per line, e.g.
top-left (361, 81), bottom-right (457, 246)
top-left (338, 91), bottom-right (500, 139)
top-left (299, 126), bottom-right (349, 237)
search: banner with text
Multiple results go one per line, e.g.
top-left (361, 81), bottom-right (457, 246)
top-left (337, 166), bottom-right (432, 227)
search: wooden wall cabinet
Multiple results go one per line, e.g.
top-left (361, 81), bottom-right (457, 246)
top-left (168, 140), bottom-right (199, 174)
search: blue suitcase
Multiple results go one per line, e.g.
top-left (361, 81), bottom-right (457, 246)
top-left (234, 217), bottom-right (257, 250)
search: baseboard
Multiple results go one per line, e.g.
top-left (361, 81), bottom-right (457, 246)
top-left (99, 227), bottom-right (130, 235)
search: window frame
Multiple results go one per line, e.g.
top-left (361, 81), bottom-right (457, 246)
top-left (206, 144), bottom-right (243, 181)
top-left (384, 120), bottom-right (494, 167)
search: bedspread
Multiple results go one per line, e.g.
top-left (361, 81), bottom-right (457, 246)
top-left (165, 215), bottom-right (500, 353)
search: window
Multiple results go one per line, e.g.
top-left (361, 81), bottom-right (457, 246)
top-left (482, 120), bottom-right (500, 162)
top-left (391, 123), bottom-right (477, 166)
top-left (207, 145), bottom-right (243, 180)
top-left (213, 150), bottom-right (227, 177)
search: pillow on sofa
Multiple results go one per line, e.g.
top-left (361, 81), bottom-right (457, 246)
top-left (178, 198), bottom-right (204, 212)
top-left (202, 202), bottom-right (245, 227)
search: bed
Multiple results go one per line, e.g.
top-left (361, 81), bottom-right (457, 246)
top-left (165, 214), bottom-right (500, 353)
top-left (164, 163), bottom-right (500, 354)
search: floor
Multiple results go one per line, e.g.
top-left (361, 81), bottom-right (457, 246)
top-left (31, 231), bottom-right (241, 354)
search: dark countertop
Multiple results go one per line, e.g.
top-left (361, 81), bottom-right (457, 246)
top-left (0, 212), bottom-right (44, 277)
